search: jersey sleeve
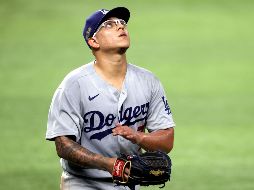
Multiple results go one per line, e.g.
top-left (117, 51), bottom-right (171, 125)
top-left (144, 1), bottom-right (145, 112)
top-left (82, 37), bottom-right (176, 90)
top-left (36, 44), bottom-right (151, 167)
top-left (46, 81), bottom-right (83, 142)
top-left (146, 77), bottom-right (175, 132)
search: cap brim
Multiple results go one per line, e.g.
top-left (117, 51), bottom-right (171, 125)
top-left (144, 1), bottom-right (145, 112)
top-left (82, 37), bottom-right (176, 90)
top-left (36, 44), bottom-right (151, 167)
top-left (100, 7), bottom-right (130, 26)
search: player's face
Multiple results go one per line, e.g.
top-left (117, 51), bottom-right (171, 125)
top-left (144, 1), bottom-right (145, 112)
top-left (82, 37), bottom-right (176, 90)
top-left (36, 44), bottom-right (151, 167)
top-left (93, 17), bottom-right (130, 51)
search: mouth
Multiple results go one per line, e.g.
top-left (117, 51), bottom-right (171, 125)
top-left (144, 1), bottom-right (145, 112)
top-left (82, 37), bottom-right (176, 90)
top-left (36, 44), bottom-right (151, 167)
top-left (119, 32), bottom-right (127, 37)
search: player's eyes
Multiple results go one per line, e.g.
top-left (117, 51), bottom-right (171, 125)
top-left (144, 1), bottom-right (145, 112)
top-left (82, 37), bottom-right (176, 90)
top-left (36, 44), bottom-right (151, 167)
top-left (119, 20), bottom-right (126, 26)
top-left (102, 19), bottom-right (127, 30)
top-left (104, 21), bottom-right (115, 28)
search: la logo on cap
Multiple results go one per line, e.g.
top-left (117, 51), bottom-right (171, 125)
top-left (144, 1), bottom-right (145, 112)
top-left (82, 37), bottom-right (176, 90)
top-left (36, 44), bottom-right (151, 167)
top-left (100, 9), bottom-right (109, 15)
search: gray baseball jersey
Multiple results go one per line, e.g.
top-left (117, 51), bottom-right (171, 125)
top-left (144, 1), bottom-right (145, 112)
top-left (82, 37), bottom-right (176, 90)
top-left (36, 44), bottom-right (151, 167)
top-left (46, 61), bottom-right (175, 188)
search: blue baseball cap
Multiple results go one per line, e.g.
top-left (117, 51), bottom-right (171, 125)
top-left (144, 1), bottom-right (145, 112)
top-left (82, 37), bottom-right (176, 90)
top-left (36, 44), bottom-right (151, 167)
top-left (83, 7), bottom-right (130, 48)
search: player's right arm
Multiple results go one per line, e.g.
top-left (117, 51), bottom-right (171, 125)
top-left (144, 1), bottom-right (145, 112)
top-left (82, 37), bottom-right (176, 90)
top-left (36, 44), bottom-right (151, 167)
top-left (54, 136), bottom-right (115, 174)
top-left (47, 80), bottom-right (127, 177)
top-left (46, 82), bottom-right (114, 172)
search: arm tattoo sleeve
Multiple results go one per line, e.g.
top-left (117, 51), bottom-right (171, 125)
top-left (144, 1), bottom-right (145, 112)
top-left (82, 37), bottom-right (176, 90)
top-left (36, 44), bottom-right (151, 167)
top-left (55, 136), bottom-right (107, 170)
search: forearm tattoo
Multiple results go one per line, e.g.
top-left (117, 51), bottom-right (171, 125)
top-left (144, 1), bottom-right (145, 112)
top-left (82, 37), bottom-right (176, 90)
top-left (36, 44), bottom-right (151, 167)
top-left (55, 136), bottom-right (106, 170)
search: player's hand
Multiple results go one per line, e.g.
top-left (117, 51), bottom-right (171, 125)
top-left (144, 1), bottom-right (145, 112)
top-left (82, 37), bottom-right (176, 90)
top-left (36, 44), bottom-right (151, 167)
top-left (124, 167), bottom-right (130, 180)
top-left (112, 124), bottom-right (142, 144)
top-left (107, 157), bottom-right (130, 181)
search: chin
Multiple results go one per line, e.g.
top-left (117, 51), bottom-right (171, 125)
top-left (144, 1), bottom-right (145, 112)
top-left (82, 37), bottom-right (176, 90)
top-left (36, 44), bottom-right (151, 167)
top-left (119, 41), bottom-right (130, 49)
top-left (121, 44), bottom-right (130, 49)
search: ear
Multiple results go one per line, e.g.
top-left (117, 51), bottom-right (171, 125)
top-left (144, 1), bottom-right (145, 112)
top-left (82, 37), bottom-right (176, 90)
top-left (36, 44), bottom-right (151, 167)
top-left (88, 37), bottom-right (99, 49)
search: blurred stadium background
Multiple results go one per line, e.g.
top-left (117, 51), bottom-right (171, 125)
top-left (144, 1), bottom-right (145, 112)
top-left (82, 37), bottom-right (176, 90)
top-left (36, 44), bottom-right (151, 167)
top-left (0, 0), bottom-right (254, 189)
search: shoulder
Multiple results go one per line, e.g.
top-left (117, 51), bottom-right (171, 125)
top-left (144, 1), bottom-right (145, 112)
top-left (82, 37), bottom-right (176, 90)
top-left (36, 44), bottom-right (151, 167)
top-left (58, 62), bottom-right (94, 91)
top-left (127, 63), bottom-right (160, 84)
top-left (128, 64), bottom-right (156, 78)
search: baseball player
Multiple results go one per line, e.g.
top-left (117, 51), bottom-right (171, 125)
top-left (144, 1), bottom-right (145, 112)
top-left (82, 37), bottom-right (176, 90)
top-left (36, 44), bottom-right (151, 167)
top-left (46, 7), bottom-right (175, 190)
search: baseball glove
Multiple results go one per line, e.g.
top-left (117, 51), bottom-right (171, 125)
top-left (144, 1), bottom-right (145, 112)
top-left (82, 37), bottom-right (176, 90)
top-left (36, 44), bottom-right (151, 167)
top-left (112, 151), bottom-right (172, 188)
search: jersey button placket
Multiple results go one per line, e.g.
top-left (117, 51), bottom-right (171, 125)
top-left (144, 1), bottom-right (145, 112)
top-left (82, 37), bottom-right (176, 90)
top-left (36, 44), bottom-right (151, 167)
top-left (117, 89), bottom-right (127, 122)
top-left (117, 89), bottom-right (127, 144)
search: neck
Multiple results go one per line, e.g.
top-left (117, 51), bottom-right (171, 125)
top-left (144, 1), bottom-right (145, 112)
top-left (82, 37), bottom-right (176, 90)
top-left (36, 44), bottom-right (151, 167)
top-left (94, 53), bottom-right (127, 80)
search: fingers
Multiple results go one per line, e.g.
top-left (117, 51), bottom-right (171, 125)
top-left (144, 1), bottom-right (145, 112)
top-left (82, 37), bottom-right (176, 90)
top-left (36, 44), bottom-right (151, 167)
top-left (112, 124), bottom-right (140, 144)
top-left (112, 129), bottom-right (127, 136)
top-left (112, 126), bottom-right (132, 138)
top-left (125, 167), bottom-right (130, 175)
top-left (115, 123), bottom-right (122, 128)
top-left (123, 166), bottom-right (130, 181)
top-left (112, 124), bottom-right (129, 136)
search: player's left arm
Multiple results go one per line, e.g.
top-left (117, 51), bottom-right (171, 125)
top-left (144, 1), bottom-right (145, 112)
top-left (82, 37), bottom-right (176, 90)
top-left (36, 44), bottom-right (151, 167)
top-left (113, 76), bottom-right (175, 153)
top-left (112, 124), bottom-right (174, 153)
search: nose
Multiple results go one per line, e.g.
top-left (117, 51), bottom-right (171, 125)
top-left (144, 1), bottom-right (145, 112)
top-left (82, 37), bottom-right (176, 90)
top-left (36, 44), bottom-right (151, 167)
top-left (117, 23), bottom-right (125, 30)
